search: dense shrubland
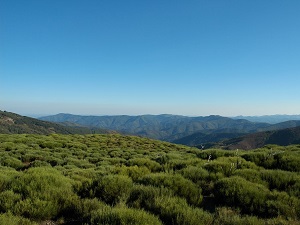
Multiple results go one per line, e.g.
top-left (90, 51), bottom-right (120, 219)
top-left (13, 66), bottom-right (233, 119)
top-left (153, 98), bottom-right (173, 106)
top-left (0, 134), bottom-right (299, 224)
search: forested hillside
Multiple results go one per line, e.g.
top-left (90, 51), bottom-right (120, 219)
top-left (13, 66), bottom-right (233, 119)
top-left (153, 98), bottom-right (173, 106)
top-left (221, 126), bottom-right (300, 150)
top-left (0, 134), bottom-right (299, 224)
top-left (0, 111), bottom-right (112, 135)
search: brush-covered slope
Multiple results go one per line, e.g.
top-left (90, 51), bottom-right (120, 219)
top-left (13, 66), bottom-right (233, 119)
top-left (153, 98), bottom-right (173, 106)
top-left (0, 110), bottom-right (111, 135)
top-left (221, 126), bottom-right (300, 150)
top-left (40, 113), bottom-right (270, 141)
top-left (0, 133), bottom-right (299, 224)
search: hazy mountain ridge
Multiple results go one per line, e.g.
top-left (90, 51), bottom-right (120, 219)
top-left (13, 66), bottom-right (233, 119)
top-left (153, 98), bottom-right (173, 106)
top-left (40, 113), bottom-right (271, 141)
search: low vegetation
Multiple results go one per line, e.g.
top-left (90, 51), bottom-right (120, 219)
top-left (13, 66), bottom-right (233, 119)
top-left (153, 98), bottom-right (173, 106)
top-left (0, 134), bottom-right (299, 224)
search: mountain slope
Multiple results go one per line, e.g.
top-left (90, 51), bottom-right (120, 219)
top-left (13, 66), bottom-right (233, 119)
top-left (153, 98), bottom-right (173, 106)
top-left (258, 120), bottom-right (300, 131)
top-left (0, 110), bottom-right (112, 135)
top-left (220, 126), bottom-right (300, 150)
top-left (173, 129), bottom-right (247, 147)
top-left (40, 113), bottom-right (270, 141)
top-left (173, 121), bottom-right (300, 147)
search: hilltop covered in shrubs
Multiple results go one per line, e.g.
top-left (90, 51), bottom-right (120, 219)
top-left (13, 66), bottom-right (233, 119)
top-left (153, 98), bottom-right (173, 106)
top-left (0, 134), bottom-right (300, 224)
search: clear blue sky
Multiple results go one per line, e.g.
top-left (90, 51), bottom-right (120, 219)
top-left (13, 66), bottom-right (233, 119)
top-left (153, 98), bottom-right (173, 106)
top-left (1, 0), bottom-right (300, 116)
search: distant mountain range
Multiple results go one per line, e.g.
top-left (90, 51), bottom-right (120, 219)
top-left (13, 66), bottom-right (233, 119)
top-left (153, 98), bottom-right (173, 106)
top-left (40, 113), bottom-right (300, 149)
top-left (2, 110), bottom-right (300, 150)
top-left (0, 111), bottom-right (112, 135)
top-left (40, 113), bottom-right (271, 141)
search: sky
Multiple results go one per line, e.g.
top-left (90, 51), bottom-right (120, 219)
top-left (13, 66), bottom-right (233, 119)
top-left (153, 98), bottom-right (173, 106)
top-left (1, 0), bottom-right (300, 117)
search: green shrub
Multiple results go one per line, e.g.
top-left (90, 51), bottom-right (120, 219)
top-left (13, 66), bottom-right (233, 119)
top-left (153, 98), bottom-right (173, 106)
top-left (80, 198), bottom-right (107, 221)
top-left (127, 185), bottom-right (212, 225)
top-left (127, 158), bottom-right (162, 172)
top-left (127, 184), bottom-right (164, 210)
top-left (90, 206), bottom-right (162, 225)
top-left (9, 167), bottom-right (78, 220)
top-left (153, 195), bottom-right (213, 225)
top-left (214, 207), bottom-right (265, 225)
top-left (234, 169), bottom-right (267, 186)
top-left (0, 156), bottom-right (24, 170)
top-left (94, 175), bottom-right (133, 205)
top-left (0, 190), bottom-right (22, 212)
top-left (0, 212), bottom-right (37, 225)
top-left (214, 176), bottom-right (270, 216)
top-left (180, 166), bottom-right (209, 184)
top-left (260, 169), bottom-right (299, 191)
top-left (138, 173), bottom-right (203, 206)
top-left (114, 165), bottom-right (151, 181)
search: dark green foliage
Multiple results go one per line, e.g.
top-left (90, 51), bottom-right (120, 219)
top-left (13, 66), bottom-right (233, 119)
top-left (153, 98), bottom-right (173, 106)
top-left (137, 173), bottom-right (203, 206)
top-left (214, 176), bottom-right (271, 216)
top-left (7, 167), bottom-right (79, 220)
top-left (260, 170), bottom-right (299, 193)
top-left (94, 175), bottom-right (133, 205)
top-left (214, 176), bottom-right (300, 219)
top-left (0, 212), bottom-right (37, 225)
top-left (90, 206), bottom-right (162, 225)
top-left (127, 158), bottom-right (162, 172)
top-left (241, 147), bottom-right (300, 172)
top-left (0, 134), bottom-right (300, 224)
top-left (127, 185), bottom-right (213, 225)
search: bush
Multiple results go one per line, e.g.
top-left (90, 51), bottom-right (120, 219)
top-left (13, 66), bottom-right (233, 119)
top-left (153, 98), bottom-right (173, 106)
top-left (0, 212), bottom-right (37, 225)
top-left (94, 175), bottom-right (133, 205)
top-left (214, 176), bottom-right (270, 216)
top-left (234, 169), bottom-right (267, 186)
top-left (127, 185), bottom-right (213, 225)
top-left (90, 206), bottom-right (162, 225)
top-left (127, 158), bottom-right (162, 172)
top-left (260, 169), bottom-right (299, 191)
top-left (153, 195), bottom-right (213, 225)
top-left (138, 173), bottom-right (203, 206)
top-left (9, 167), bottom-right (78, 220)
top-left (214, 207), bottom-right (265, 225)
top-left (180, 166), bottom-right (209, 184)
top-left (114, 165), bottom-right (151, 181)
top-left (0, 190), bottom-right (22, 212)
